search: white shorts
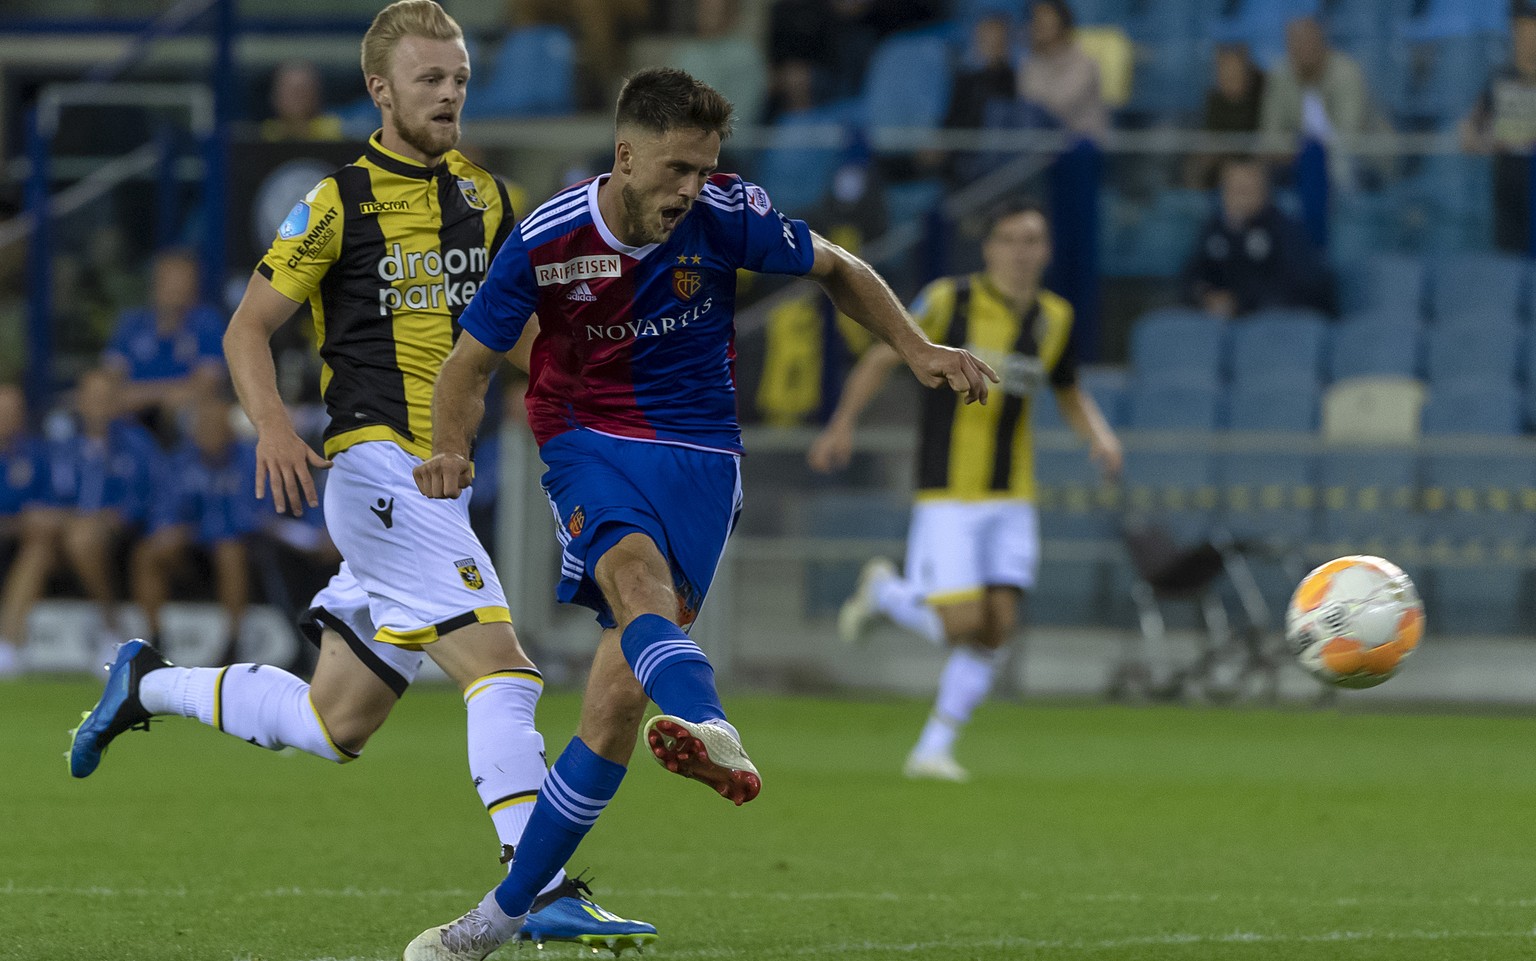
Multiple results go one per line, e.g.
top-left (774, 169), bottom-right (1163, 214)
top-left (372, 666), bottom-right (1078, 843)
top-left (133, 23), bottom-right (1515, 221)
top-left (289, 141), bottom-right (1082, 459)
top-left (904, 499), bottom-right (1039, 605)
top-left (304, 565), bottom-right (426, 695)
top-left (322, 441), bottom-right (510, 646)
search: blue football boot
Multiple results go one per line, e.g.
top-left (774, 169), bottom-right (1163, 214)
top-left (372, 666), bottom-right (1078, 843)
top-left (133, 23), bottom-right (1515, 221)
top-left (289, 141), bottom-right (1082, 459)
top-left (521, 874), bottom-right (657, 955)
top-left (68, 639), bottom-right (171, 778)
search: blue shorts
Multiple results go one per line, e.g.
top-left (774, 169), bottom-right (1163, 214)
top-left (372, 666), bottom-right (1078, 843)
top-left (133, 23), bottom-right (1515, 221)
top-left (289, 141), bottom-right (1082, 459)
top-left (540, 430), bottom-right (742, 629)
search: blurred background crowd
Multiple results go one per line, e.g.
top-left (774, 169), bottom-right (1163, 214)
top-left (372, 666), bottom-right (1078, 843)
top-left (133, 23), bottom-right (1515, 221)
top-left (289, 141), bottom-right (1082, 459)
top-left (2, 0), bottom-right (1535, 686)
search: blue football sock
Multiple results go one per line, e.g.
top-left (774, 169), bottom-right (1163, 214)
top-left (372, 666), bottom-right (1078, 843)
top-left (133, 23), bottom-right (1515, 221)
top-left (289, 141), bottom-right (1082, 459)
top-left (493, 737), bottom-right (625, 917)
top-left (620, 612), bottom-right (727, 723)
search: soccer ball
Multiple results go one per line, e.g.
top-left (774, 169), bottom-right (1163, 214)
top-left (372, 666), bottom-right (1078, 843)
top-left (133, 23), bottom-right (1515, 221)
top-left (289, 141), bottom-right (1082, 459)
top-left (1285, 555), bottom-right (1424, 689)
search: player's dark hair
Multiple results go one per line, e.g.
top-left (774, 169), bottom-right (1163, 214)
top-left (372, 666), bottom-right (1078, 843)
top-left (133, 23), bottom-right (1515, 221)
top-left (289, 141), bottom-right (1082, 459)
top-left (984, 198), bottom-right (1049, 237)
top-left (615, 67), bottom-right (734, 140)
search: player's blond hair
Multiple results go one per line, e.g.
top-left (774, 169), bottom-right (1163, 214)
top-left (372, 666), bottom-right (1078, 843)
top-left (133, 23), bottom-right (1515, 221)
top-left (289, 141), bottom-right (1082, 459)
top-left (360, 0), bottom-right (463, 80)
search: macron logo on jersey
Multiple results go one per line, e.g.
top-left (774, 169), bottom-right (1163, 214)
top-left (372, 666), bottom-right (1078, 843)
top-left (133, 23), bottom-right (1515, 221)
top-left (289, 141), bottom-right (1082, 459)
top-left (535, 255), bottom-right (622, 287)
top-left (566, 281), bottom-right (597, 302)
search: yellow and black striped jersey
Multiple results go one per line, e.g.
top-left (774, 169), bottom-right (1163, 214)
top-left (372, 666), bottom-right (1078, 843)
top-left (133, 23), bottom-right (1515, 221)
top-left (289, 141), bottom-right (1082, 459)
top-left (257, 131), bottom-right (513, 459)
top-left (911, 273), bottom-right (1076, 502)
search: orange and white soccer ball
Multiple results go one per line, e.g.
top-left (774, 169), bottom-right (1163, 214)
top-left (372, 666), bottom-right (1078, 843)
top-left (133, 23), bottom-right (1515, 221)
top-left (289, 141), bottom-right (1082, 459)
top-left (1285, 555), bottom-right (1424, 689)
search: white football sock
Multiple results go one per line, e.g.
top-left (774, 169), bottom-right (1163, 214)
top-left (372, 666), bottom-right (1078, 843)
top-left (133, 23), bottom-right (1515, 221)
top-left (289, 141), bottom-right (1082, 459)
top-left (463, 671), bottom-right (565, 895)
top-left (913, 647), bottom-right (1000, 758)
top-left (140, 664), bottom-right (350, 763)
top-left (872, 573), bottom-right (945, 644)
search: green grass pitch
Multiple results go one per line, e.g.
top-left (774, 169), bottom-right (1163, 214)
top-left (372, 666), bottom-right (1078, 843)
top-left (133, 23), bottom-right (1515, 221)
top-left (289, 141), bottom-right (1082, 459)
top-left (3, 677), bottom-right (1535, 960)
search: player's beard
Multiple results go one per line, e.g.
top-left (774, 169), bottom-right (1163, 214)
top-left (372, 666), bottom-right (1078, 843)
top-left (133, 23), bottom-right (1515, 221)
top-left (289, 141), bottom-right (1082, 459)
top-left (620, 182), bottom-right (681, 246)
top-left (392, 111), bottom-right (459, 163)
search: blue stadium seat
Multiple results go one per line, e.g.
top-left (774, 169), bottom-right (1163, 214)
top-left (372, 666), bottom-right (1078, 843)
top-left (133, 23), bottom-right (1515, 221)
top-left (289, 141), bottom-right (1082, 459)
top-left (1123, 0), bottom-right (1214, 42)
top-left (1423, 323), bottom-right (1522, 385)
top-left (1327, 314), bottom-right (1422, 380)
top-left (1336, 253), bottom-right (1425, 319)
top-left (1128, 308), bottom-right (1226, 383)
top-left (1217, 448), bottom-right (1317, 544)
top-left (1428, 252), bottom-right (1529, 324)
top-left (799, 491), bottom-right (911, 614)
top-left (464, 26), bottom-right (574, 119)
top-left (1387, 36), bottom-right (1492, 125)
top-left (1398, 0), bottom-right (1508, 40)
top-left (1126, 378), bottom-right (1223, 430)
top-left (1124, 39), bottom-right (1209, 121)
top-left (1225, 380), bottom-right (1320, 432)
top-left (1205, 0), bottom-right (1318, 67)
top-left (1227, 309), bottom-right (1330, 384)
top-left (1420, 380), bottom-right (1523, 435)
top-left (1316, 447), bottom-right (1422, 555)
top-left (754, 100), bottom-right (863, 216)
top-left (863, 33), bottom-right (953, 140)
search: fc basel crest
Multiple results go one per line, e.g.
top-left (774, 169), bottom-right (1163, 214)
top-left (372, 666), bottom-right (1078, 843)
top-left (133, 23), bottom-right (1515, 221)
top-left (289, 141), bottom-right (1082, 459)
top-left (567, 506), bottom-right (585, 537)
top-left (456, 178), bottom-right (489, 210)
top-left (672, 269), bottom-right (702, 301)
top-left (455, 557), bottom-right (485, 590)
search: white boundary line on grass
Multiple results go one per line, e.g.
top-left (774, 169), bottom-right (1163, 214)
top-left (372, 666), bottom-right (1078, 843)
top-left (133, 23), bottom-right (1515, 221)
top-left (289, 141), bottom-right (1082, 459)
top-left (271, 929), bottom-right (1536, 961)
top-left (6, 881), bottom-right (1536, 910)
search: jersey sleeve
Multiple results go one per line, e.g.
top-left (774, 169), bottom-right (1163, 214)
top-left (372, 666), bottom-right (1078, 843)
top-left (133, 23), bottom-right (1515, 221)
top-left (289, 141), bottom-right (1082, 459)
top-left (459, 233), bottom-right (539, 353)
top-left (909, 279), bottom-right (955, 343)
top-left (732, 179), bottom-right (815, 276)
top-left (257, 177), bottom-right (345, 303)
top-left (1047, 298), bottom-right (1079, 389)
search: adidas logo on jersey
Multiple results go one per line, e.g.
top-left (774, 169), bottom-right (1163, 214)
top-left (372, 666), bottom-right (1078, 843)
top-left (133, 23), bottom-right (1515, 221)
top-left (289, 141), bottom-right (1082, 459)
top-left (566, 281), bottom-right (597, 302)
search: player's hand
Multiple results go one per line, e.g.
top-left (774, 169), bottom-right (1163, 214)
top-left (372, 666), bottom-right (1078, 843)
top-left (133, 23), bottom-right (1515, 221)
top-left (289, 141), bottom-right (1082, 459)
top-left (255, 429), bottom-right (331, 517)
top-left (807, 422), bottom-right (855, 473)
top-left (414, 452), bottom-right (474, 499)
top-left (1091, 435), bottom-right (1124, 482)
top-left (905, 342), bottom-right (998, 405)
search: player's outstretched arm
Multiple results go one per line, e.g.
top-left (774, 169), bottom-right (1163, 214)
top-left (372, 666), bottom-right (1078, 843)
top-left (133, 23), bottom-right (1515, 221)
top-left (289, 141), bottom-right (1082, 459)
top-left (415, 332), bottom-right (503, 499)
top-left (1053, 384), bottom-right (1123, 481)
top-left (804, 232), bottom-right (997, 405)
top-left (807, 343), bottom-right (902, 474)
top-left (224, 272), bottom-right (331, 517)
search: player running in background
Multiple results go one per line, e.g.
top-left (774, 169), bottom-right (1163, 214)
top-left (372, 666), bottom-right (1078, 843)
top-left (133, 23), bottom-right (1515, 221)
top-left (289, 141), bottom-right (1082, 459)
top-left (809, 200), bottom-right (1122, 781)
top-left (67, 1), bottom-right (653, 951)
top-left (404, 66), bottom-right (996, 960)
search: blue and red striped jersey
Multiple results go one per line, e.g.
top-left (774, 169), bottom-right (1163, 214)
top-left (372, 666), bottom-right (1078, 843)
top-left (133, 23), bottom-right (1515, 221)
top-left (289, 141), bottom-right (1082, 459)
top-left (459, 173), bottom-right (815, 453)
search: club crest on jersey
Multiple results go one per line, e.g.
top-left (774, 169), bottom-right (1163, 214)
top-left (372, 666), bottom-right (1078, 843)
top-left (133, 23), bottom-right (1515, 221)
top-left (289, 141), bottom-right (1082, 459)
top-left (455, 557), bottom-right (485, 590)
top-left (456, 179), bottom-right (488, 210)
top-left (567, 506), bottom-right (585, 536)
top-left (672, 269), bottom-right (702, 301)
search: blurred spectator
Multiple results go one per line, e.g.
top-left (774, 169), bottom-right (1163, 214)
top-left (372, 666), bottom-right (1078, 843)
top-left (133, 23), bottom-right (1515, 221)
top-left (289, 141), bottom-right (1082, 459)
top-left (945, 14), bottom-right (1018, 131)
top-left (1459, 6), bottom-right (1536, 254)
top-left (509, 0), bottom-right (651, 108)
top-left (671, 0), bottom-right (769, 125)
top-left (768, 0), bottom-right (945, 102)
top-left (101, 248), bottom-right (227, 439)
top-left (261, 60), bottom-right (343, 142)
top-left (1017, 0), bottom-right (1109, 141)
top-left (0, 384), bottom-right (63, 676)
top-left (131, 396), bottom-right (257, 664)
top-left (1186, 44), bottom-right (1267, 189)
top-left (764, 58), bottom-right (820, 123)
top-left (1181, 157), bottom-right (1334, 319)
top-left (48, 368), bottom-right (161, 658)
top-left (1259, 17), bottom-right (1383, 152)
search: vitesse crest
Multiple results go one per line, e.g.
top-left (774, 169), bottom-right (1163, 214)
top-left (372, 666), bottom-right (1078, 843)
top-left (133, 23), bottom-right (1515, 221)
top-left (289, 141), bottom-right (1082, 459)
top-left (672, 269), bottom-right (702, 301)
top-left (456, 178), bottom-right (489, 210)
top-left (454, 557), bottom-right (485, 590)
top-left (567, 506), bottom-right (585, 537)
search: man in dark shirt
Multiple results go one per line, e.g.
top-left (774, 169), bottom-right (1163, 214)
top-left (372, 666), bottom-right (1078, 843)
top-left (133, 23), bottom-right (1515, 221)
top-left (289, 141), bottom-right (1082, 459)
top-left (1181, 156), bottom-right (1334, 318)
top-left (1459, 7), bottom-right (1536, 253)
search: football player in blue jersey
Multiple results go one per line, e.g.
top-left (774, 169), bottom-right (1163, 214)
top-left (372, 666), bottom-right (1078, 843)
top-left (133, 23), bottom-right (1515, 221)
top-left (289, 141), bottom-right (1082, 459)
top-left (406, 67), bottom-right (996, 960)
